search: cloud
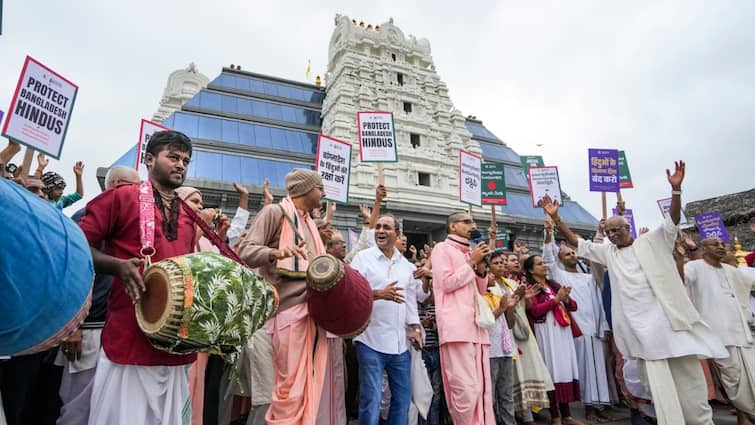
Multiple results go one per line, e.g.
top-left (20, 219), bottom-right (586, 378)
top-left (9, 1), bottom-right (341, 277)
top-left (1, 1), bottom-right (751, 229)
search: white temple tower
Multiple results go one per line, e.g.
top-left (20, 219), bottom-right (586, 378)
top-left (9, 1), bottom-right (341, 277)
top-left (321, 15), bottom-right (479, 208)
top-left (152, 63), bottom-right (210, 123)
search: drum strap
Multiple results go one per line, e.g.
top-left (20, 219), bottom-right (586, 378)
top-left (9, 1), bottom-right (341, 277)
top-left (138, 180), bottom-right (247, 267)
top-left (138, 180), bottom-right (157, 267)
top-left (178, 199), bottom-right (248, 266)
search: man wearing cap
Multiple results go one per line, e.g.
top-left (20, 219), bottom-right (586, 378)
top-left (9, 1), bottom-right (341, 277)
top-left (238, 169), bottom-right (338, 425)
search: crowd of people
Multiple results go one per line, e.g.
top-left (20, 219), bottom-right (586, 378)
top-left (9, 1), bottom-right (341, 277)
top-left (1, 132), bottom-right (754, 425)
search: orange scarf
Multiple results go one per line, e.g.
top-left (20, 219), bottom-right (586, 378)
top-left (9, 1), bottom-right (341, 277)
top-left (275, 196), bottom-right (325, 279)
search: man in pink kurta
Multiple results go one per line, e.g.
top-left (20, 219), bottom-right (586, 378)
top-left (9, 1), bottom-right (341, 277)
top-left (431, 212), bottom-right (495, 425)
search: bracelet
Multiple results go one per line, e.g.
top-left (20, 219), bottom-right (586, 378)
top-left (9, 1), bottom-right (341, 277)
top-left (552, 215), bottom-right (563, 226)
top-left (671, 189), bottom-right (682, 196)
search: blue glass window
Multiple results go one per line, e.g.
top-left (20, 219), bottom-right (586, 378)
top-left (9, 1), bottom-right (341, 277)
top-left (162, 115), bottom-right (176, 128)
top-left (221, 95), bottom-right (238, 114)
top-left (480, 141), bottom-right (520, 163)
top-left (503, 165), bottom-right (529, 187)
top-left (240, 157), bottom-right (260, 184)
top-left (188, 89), bottom-right (321, 127)
top-left (170, 112), bottom-right (317, 154)
top-left (222, 154), bottom-right (242, 183)
top-left (465, 121), bottom-right (499, 140)
top-left (173, 113), bottom-right (198, 137)
top-left (192, 151), bottom-right (222, 181)
top-left (197, 116), bottom-right (221, 140)
top-left (202, 92), bottom-right (221, 111)
top-left (222, 120), bottom-right (239, 144)
top-left (210, 73), bottom-right (325, 104)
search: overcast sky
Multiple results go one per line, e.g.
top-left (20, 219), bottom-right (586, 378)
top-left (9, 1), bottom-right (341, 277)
top-left (1, 1), bottom-right (753, 229)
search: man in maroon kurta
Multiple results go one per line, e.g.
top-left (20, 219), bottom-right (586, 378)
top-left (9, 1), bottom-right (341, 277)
top-left (78, 131), bottom-right (197, 425)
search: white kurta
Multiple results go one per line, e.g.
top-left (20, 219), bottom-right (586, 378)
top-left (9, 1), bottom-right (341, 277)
top-left (684, 260), bottom-right (750, 347)
top-left (577, 217), bottom-right (727, 361)
top-left (543, 242), bottom-right (611, 405)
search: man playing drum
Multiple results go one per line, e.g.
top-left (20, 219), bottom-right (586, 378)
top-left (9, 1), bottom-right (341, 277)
top-left (238, 169), bottom-right (335, 425)
top-left (78, 131), bottom-right (197, 425)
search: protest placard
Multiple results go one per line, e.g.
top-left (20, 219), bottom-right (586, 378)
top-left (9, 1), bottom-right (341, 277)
top-left (588, 149), bottom-right (620, 192)
top-left (694, 211), bottom-right (730, 242)
top-left (316, 134), bottom-right (352, 204)
top-left (618, 150), bottom-right (633, 188)
top-left (459, 150), bottom-right (482, 206)
top-left (528, 166), bottom-right (561, 207)
top-left (0, 110), bottom-right (4, 127)
top-left (2, 56), bottom-right (78, 159)
top-left (481, 162), bottom-right (507, 205)
top-left (520, 155), bottom-right (544, 181)
top-left (135, 119), bottom-right (171, 180)
top-left (356, 111), bottom-right (397, 162)
top-left (612, 208), bottom-right (638, 238)
top-left (656, 197), bottom-right (689, 224)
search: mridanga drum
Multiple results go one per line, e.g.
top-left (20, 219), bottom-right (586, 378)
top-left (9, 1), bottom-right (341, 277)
top-left (136, 252), bottom-right (278, 355)
top-left (0, 179), bottom-right (93, 356)
top-left (306, 254), bottom-right (372, 338)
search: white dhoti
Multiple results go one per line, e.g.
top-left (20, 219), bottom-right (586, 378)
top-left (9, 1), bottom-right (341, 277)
top-left (638, 356), bottom-right (712, 425)
top-left (55, 328), bottom-right (102, 425)
top-left (87, 351), bottom-right (191, 425)
top-left (574, 335), bottom-right (611, 406)
top-left (716, 345), bottom-right (755, 416)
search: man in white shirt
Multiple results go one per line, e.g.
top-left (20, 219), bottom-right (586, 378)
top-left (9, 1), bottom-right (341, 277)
top-left (350, 215), bottom-right (423, 425)
top-left (541, 161), bottom-right (727, 425)
top-left (543, 219), bottom-right (613, 422)
top-left (684, 237), bottom-right (755, 423)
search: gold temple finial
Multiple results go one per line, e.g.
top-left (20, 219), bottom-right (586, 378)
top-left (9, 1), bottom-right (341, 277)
top-left (367, 24), bottom-right (373, 30)
top-left (733, 236), bottom-right (748, 267)
top-left (375, 25), bottom-right (380, 31)
top-left (359, 21), bottom-right (365, 28)
top-left (315, 75), bottom-right (321, 87)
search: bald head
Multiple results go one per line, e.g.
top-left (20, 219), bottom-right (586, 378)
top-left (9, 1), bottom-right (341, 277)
top-left (604, 215), bottom-right (633, 247)
top-left (105, 166), bottom-right (140, 190)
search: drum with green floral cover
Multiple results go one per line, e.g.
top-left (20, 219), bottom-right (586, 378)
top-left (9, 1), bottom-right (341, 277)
top-left (136, 252), bottom-right (279, 355)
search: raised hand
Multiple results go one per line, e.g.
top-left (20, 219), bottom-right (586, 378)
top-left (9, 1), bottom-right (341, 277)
top-left (540, 194), bottom-right (560, 218)
top-left (555, 286), bottom-right (571, 303)
top-left (73, 161), bottom-right (84, 176)
top-left (376, 184), bottom-right (387, 201)
top-left (233, 182), bottom-right (249, 195)
top-left (639, 227), bottom-right (650, 236)
top-left (680, 231), bottom-right (697, 250)
top-left (666, 160), bottom-right (685, 190)
top-left (262, 178), bottom-right (273, 206)
top-left (544, 216), bottom-right (554, 233)
top-left (615, 201), bottom-right (626, 216)
top-left (37, 153), bottom-right (49, 169)
top-left (359, 204), bottom-right (371, 223)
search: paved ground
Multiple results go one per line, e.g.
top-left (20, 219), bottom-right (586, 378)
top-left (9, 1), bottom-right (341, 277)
top-left (524, 402), bottom-right (737, 424)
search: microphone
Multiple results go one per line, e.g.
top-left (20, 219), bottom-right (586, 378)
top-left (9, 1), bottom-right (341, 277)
top-left (469, 229), bottom-right (484, 248)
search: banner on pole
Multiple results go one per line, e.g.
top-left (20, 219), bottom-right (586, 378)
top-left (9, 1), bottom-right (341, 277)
top-left (612, 208), bottom-right (638, 239)
top-left (316, 134), bottom-right (352, 204)
top-left (459, 150), bottom-right (482, 206)
top-left (520, 155), bottom-right (544, 181)
top-left (528, 166), bottom-right (562, 207)
top-left (356, 111), bottom-right (397, 162)
top-left (618, 150), bottom-right (633, 188)
top-left (694, 211), bottom-right (730, 242)
top-left (481, 162), bottom-right (507, 205)
top-left (2, 56), bottom-right (78, 159)
top-left (136, 119), bottom-right (171, 180)
top-left (588, 149), bottom-right (620, 192)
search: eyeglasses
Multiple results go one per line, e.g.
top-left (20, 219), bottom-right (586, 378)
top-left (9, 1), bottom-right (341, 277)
top-left (605, 227), bottom-right (626, 235)
top-left (454, 219), bottom-right (475, 225)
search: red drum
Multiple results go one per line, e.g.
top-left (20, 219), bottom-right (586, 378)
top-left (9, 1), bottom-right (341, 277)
top-left (306, 254), bottom-right (372, 338)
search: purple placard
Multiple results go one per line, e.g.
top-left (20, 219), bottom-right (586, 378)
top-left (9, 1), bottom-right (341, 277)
top-left (612, 208), bottom-right (637, 239)
top-left (694, 211), bottom-right (730, 242)
top-left (588, 149), bottom-right (620, 192)
top-left (0, 110), bottom-right (4, 127)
